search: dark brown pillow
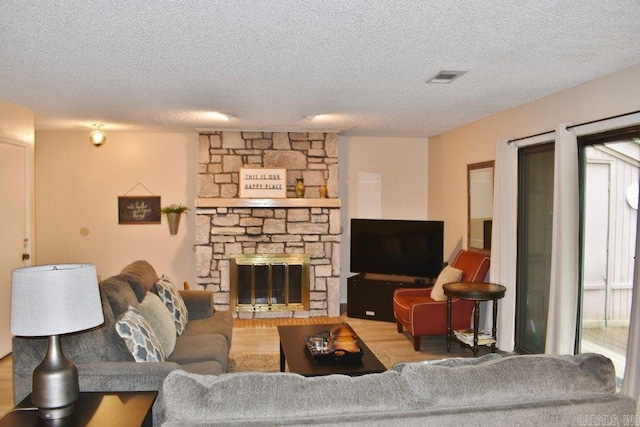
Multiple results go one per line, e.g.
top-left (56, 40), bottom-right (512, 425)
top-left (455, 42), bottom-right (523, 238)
top-left (120, 260), bottom-right (160, 302)
top-left (99, 276), bottom-right (138, 317)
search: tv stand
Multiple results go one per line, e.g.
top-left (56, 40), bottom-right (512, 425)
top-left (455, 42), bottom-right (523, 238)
top-left (347, 273), bottom-right (433, 322)
top-left (361, 273), bottom-right (419, 283)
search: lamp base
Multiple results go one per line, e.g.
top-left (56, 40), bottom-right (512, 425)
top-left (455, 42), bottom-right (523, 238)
top-left (31, 335), bottom-right (79, 420)
top-left (38, 403), bottom-right (75, 420)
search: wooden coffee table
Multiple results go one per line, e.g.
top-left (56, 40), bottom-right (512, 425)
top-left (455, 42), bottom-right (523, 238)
top-left (277, 323), bottom-right (387, 377)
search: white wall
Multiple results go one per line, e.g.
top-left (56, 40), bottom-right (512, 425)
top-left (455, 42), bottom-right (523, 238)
top-left (35, 131), bottom-right (198, 285)
top-left (338, 135), bottom-right (429, 302)
top-left (429, 63), bottom-right (640, 259)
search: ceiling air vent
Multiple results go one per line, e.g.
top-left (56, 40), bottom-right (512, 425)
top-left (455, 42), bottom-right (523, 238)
top-left (426, 70), bottom-right (467, 84)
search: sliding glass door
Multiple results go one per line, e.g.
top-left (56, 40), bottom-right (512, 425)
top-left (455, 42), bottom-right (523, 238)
top-left (515, 143), bottom-right (555, 354)
top-left (578, 128), bottom-right (639, 384)
top-left (514, 125), bottom-right (638, 368)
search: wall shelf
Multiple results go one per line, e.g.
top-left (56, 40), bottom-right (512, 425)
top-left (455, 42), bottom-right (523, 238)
top-left (196, 198), bottom-right (341, 209)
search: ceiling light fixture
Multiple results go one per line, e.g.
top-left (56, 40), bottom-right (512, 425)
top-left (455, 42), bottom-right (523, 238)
top-left (303, 114), bottom-right (335, 121)
top-left (206, 112), bottom-right (233, 121)
top-left (89, 124), bottom-right (107, 147)
top-left (426, 70), bottom-right (467, 84)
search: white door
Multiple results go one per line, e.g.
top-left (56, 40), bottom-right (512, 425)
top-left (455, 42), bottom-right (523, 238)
top-left (0, 140), bottom-right (29, 357)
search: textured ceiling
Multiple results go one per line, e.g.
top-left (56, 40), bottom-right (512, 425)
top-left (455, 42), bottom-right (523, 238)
top-left (1, 1), bottom-right (640, 137)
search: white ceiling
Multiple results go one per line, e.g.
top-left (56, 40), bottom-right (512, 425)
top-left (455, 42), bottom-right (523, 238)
top-left (2, 1), bottom-right (640, 137)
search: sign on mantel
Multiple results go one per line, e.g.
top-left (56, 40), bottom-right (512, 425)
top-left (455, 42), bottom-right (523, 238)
top-left (239, 168), bottom-right (287, 198)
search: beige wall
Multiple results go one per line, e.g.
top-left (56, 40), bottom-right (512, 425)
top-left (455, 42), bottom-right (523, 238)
top-left (0, 100), bottom-right (35, 145)
top-left (429, 64), bottom-right (640, 260)
top-left (34, 130), bottom-right (430, 302)
top-left (338, 135), bottom-right (429, 301)
top-left (339, 135), bottom-right (429, 221)
top-left (35, 131), bottom-right (199, 285)
top-left (0, 100), bottom-right (35, 257)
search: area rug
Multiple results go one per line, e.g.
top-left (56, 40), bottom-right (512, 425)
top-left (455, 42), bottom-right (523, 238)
top-left (229, 350), bottom-right (397, 373)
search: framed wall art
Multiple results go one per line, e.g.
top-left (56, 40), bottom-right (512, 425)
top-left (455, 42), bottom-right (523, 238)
top-left (118, 196), bottom-right (161, 224)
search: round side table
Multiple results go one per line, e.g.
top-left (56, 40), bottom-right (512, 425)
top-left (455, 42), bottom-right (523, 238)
top-left (443, 282), bottom-right (506, 357)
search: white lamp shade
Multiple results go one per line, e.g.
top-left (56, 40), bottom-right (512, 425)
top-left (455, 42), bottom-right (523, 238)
top-left (11, 264), bottom-right (105, 336)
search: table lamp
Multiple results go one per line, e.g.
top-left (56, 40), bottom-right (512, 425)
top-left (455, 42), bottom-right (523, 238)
top-left (10, 263), bottom-right (104, 420)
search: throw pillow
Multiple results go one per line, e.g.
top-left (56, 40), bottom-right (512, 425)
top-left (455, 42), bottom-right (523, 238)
top-left (154, 275), bottom-right (189, 335)
top-left (138, 292), bottom-right (177, 356)
top-left (115, 306), bottom-right (165, 362)
top-left (99, 275), bottom-right (139, 317)
top-left (430, 265), bottom-right (463, 301)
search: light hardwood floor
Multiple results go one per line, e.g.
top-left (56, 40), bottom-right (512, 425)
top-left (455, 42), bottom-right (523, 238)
top-left (0, 313), bottom-right (500, 418)
top-left (0, 354), bottom-right (11, 419)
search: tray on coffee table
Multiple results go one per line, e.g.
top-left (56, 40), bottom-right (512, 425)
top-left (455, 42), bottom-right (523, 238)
top-left (303, 335), bottom-right (364, 365)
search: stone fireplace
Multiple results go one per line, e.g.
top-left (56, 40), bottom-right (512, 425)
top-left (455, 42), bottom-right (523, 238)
top-left (195, 131), bottom-right (341, 319)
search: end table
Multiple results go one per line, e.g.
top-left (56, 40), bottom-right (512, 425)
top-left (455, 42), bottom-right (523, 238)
top-left (444, 282), bottom-right (506, 357)
top-left (0, 391), bottom-right (157, 427)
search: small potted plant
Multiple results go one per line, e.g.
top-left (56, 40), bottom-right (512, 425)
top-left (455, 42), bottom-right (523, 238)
top-left (161, 204), bottom-right (190, 235)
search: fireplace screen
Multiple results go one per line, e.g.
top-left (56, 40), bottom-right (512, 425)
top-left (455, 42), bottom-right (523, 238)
top-left (230, 254), bottom-right (310, 312)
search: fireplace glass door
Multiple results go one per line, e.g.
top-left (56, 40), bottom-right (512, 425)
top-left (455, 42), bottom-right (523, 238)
top-left (231, 254), bottom-right (310, 312)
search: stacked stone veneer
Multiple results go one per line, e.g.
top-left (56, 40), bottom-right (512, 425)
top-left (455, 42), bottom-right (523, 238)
top-left (195, 131), bottom-right (341, 318)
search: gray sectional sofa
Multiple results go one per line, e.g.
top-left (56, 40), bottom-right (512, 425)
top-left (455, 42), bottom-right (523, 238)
top-left (162, 353), bottom-right (636, 426)
top-left (12, 260), bottom-right (233, 425)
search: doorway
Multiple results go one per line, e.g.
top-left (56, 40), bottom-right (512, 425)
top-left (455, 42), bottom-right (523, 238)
top-left (0, 139), bottom-right (30, 357)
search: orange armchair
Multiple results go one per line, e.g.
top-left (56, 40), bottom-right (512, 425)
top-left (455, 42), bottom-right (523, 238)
top-left (393, 250), bottom-right (490, 350)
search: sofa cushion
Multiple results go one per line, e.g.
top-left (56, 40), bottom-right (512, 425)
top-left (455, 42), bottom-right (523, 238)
top-left (400, 353), bottom-right (616, 409)
top-left (154, 275), bottom-right (189, 335)
top-left (100, 275), bottom-right (139, 317)
top-left (163, 370), bottom-right (414, 424)
top-left (168, 333), bottom-right (229, 371)
top-left (181, 311), bottom-right (233, 345)
top-left (179, 360), bottom-right (226, 376)
top-left (139, 292), bottom-right (177, 356)
top-left (66, 291), bottom-right (134, 363)
top-left (120, 260), bottom-right (161, 302)
top-left (180, 290), bottom-right (214, 320)
top-left (430, 265), bottom-right (463, 301)
top-left (392, 353), bottom-right (501, 372)
top-left (115, 307), bottom-right (166, 362)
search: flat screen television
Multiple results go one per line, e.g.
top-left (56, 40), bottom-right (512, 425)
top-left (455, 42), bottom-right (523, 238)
top-left (350, 219), bottom-right (444, 279)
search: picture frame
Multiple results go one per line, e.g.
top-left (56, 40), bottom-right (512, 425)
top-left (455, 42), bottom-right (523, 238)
top-left (118, 196), bottom-right (161, 224)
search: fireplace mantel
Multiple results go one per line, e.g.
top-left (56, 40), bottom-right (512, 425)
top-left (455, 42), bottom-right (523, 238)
top-left (196, 198), bottom-right (341, 209)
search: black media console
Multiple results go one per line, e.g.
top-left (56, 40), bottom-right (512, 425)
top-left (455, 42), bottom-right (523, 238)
top-left (346, 273), bottom-right (433, 322)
